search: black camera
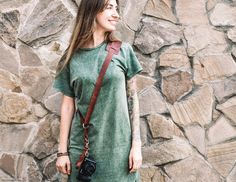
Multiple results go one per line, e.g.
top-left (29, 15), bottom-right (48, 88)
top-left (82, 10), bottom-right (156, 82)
top-left (77, 156), bottom-right (96, 182)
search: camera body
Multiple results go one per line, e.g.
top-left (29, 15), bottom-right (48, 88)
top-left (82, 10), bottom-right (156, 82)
top-left (77, 156), bottom-right (96, 182)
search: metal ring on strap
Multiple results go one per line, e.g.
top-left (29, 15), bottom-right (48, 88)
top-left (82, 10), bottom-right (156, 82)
top-left (82, 123), bottom-right (90, 129)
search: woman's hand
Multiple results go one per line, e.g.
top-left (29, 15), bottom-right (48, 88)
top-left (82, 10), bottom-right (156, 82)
top-left (56, 156), bottom-right (71, 175)
top-left (129, 145), bottom-right (142, 173)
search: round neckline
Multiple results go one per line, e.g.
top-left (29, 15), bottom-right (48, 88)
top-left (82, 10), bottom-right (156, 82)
top-left (79, 41), bottom-right (107, 51)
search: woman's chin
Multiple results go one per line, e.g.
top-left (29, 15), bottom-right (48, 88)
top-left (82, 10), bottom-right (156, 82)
top-left (107, 24), bottom-right (117, 31)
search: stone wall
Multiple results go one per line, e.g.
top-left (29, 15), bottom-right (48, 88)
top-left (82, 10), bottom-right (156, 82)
top-left (0, 0), bottom-right (236, 181)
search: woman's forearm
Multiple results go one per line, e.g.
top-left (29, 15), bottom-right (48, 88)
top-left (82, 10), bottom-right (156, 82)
top-left (58, 95), bottom-right (75, 153)
top-left (126, 76), bottom-right (142, 148)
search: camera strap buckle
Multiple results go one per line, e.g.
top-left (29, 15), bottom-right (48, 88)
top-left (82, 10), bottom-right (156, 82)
top-left (82, 123), bottom-right (93, 129)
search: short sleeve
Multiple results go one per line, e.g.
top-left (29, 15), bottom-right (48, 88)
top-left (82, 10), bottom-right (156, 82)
top-left (53, 64), bottom-right (75, 98)
top-left (126, 44), bottom-right (143, 80)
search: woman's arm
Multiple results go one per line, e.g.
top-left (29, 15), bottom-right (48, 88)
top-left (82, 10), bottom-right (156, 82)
top-left (126, 75), bottom-right (142, 173)
top-left (127, 76), bottom-right (141, 147)
top-left (58, 95), bottom-right (75, 153)
top-left (56, 95), bottom-right (75, 175)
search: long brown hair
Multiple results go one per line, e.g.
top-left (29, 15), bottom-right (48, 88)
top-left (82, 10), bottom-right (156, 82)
top-left (57, 0), bottom-right (119, 73)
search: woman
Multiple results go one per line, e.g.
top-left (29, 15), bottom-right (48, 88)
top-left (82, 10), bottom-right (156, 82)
top-left (54, 0), bottom-right (143, 181)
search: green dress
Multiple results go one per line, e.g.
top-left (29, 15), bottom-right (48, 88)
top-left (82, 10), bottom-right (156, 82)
top-left (53, 41), bottom-right (143, 182)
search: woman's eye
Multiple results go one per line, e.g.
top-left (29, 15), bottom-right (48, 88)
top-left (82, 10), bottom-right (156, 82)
top-left (105, 5), bottom-right (119, 12)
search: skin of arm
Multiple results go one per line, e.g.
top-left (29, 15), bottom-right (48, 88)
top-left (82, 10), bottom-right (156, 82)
top-left (58, 95), bottom-right (75, 152)
top-left (126, 75), bottom-right (142, 172)
top-left (126, 75), bottom-right (141, 147)
top-left (56, 95), bottom-right (75, 175)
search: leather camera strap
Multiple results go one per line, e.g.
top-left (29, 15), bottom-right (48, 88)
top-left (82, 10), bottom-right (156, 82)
top-left (76, 41), bottom-right (122, 168)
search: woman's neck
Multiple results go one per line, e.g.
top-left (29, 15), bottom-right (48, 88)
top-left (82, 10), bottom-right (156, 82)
top-left (85, 30), bottom-right (106, 48)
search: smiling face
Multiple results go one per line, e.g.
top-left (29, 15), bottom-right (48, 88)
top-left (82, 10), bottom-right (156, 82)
top-left (95, 0), bottom-right (120, 33)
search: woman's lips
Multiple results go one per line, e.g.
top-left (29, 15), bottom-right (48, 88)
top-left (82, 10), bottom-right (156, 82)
top-left (109, 20), bottom-right (118, 25)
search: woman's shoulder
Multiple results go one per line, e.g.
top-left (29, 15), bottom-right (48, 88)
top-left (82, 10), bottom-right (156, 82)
top-left (119, 42), bottom-right (135, 56)
top-left (120, 41), bottom-right (132, 50)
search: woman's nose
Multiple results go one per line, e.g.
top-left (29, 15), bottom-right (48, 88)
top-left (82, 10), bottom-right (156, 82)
top-left (112, 9), bottom-right (120, 19)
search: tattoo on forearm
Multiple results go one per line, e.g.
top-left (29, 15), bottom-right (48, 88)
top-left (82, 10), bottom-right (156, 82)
top-left (126, 76), bottom-right (141, 144)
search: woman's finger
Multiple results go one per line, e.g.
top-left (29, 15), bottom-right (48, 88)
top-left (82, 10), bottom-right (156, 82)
top-left (132, 160), bottom-right (138, 171)
top-left (66, 161), bottom-right (71, 174)
top-left (60, 164), bottom-right (67, 174)
top-left (129, 159), bottom-right (137, 173)
top-left (129, 155), bottom-right (133, 170)
top-left (58, 165), bottom-right (63, 173)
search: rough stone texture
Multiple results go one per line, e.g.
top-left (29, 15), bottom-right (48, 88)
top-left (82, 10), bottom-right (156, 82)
top-left (184, 124), bottom-right (206, 155)
top-left (139, 86), bottom-right (168, 116)
top-left (114, 21), bottom-right (135, 44)
top-left (20, 67), bottom-right (53, 102)
top-left (122, 0), bottom-right (148, 31)
top-left (41, 154), bottom-right (58, 181)
top-left (176, 0), bottom-right (209, 25)
top-left (164, 154), bottom-right (223, 182)
top-left (233, 45), bottom-right (236, 58)
top-left (140, 118), bottom-right (149, 146)
top-left (227, 27), bottom-right (236, 43)
top-left (0, 123), bottom-right (37, 152)
top-left (140, 167), bottom-right (170, 182)
top-left (159, 45), bottom-right (191, 71)
top-left (193, 54), bottom-right (236, 85)
top-left (0, 153), bottom-right (43, 181)
top-left (72, 0), bottom-right (81, 7)
top-left (0, 169), bottom-right (15, 181)
top-left (0, 90), bottom-right (38, 124)
top-left (0, 0), bottom-right (236, 181)
top-left (161, 70), bottom-right (193, 104)
top-left (134, 17), bottom-right (182, 54)
top-left (169, 84), bottom-right (214, 127)
top-left (148, 114), bottom-right (174, 138)
top-left (207, 140), bottom-right (236, 177)
top-left (136, 75), bottom-right (156, 93)
top-left (216, 96), bottom-right (236, 125)
top-left (18, 44), bottom-right (43, 66)
top-left (18, 0), bottom-right (73, 47)
top-left (0, 40), bottom-right (19, 75)
top-left (0, 153), bottom-right (17, 178)
top-left (206, 0), bottom-right (219, 11)
top-left (212, 109), bottom-right (221, 122)
top-left (26, 114), bottom-right (60, 159)
top-left (184, 25), bottom-right (227, 56)
top-left (136, 52), bottom-right (157, 77)
top-left (142, 137), bottom-right (193, 165)
top-left (227, 165), bottom-right (236, 182)
top-left (210, 3), bottom-right (236, 26)
top-left (32, 104), bottom-right (48, 118)
top-left (143, 0), bottom-right (176, 23)
top-left (35, 40), bottom-right (67, 72)
top-left (0, 0), bottom-right (31, 9)
top-left (0, 10), bottom-right (20, 48)
top-left (207, 116), bottom-right (236, 145)
top-left (147, 114), bottom-right (183, 139)
top-left (43, 92), bottom-right (62, 115)
top-left (211, 74), bottom-right (236, 103)
top-left (0, 69), bottom-right (20, 91)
